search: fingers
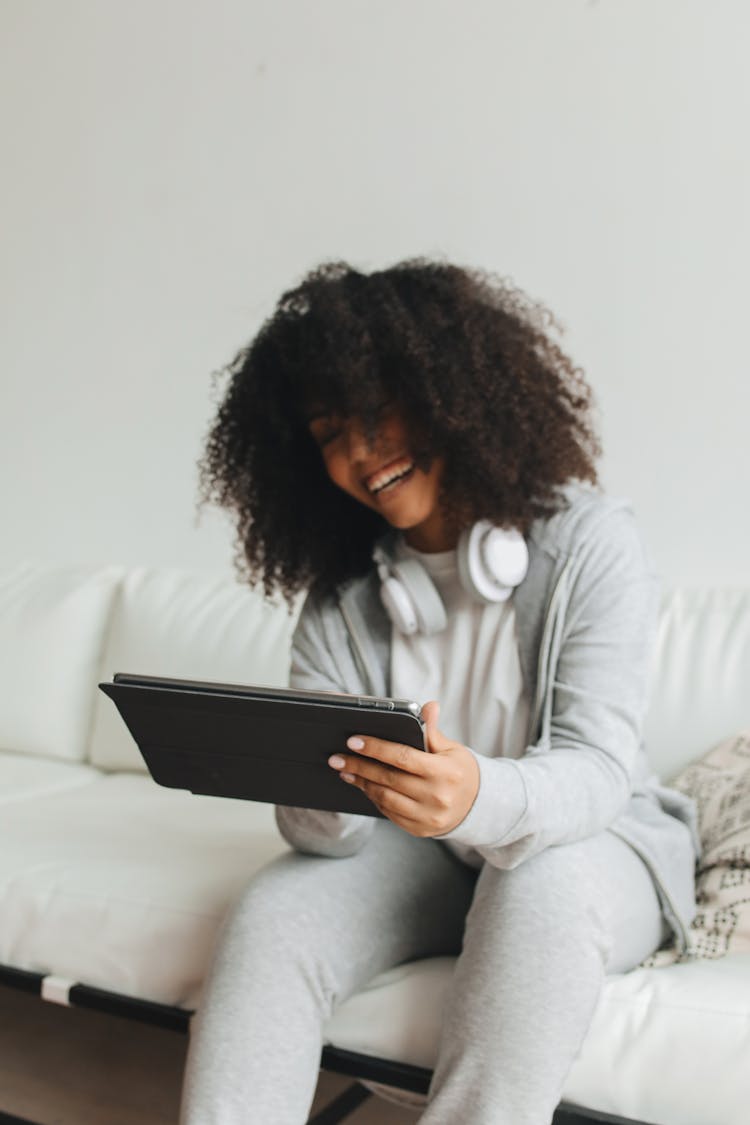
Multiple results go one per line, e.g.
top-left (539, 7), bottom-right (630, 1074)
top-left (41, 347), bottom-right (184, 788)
top-left (343, 774), bottom-right (424, 822)
top-left (421, 699), bottom-right (440, 730)
top-left (329, 751), bottom-right (424, 797)
top-left (325, 713), bottom-right (463, 838)
top-left (327, 734), bottom-right (428, 813)
top-left (342, 734), bottom-right (429, 776)
top-left (421, 699), bottom-right (453, 753)
top-left (336, 770), bottom-right (442, 836)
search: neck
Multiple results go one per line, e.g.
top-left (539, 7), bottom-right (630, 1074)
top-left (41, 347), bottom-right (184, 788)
top-left (403, 513), bottom-right (460, 553)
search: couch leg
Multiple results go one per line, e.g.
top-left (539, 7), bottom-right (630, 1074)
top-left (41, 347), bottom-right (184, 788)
top-left (307, 1080), bottom-right (373, 1125)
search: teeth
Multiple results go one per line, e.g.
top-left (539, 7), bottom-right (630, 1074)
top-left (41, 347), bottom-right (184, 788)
top-left (368, 460), bottom-right (415, 494)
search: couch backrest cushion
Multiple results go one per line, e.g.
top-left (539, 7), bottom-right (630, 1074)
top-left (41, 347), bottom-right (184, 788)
top-left (88, 568), bottom-right (300, 771)
top-left (0, 566), bottom-right (120, 762)
top-left (89, 578), bottom-right (750, 777)
top-left (644, 589), bottom-right (750, 782)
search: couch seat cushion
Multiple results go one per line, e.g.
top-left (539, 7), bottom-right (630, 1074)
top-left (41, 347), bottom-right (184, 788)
top-left (0, 774), bottom-right (288, 1008)
top-left (0, 750), bottom-right (101, 804)
top-left (325, 953), bottom-right (750, 1125)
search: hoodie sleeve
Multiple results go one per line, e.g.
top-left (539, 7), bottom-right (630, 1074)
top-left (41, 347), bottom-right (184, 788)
top-left (274, 591), bottom-right (377, 858)
top-left (435, 505), bottom-right (660, 868)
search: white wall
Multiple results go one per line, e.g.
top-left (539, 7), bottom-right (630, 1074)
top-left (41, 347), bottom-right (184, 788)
top-left (1, 0), bottom-right (747, 586)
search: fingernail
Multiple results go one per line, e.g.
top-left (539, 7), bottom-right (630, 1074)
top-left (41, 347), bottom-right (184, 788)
top-left (340, 772), bottom-right (355, 782)
top-left (347, 736), bottom-right (365, 750)
top-left (328, 755), bottom-right (346, 769)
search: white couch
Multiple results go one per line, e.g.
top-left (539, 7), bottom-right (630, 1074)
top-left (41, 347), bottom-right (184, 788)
top-left (1, 564), bottom-right (748, 1125)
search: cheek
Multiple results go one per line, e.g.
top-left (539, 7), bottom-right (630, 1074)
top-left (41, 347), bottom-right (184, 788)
top-left (324, 453), bottom-right (370, 503)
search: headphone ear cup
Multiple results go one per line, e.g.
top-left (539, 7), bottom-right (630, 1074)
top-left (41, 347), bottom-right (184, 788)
top-left (378, 558), bottom-right (447, 635)
top-left (379, 575), bottom-right (420, 635)
top-left (457, 522), bottom-right (529, 604)
top-left (392, 559), bottom-right (447, 634)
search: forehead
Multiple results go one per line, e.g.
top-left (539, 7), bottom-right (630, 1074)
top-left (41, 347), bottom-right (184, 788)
top-left (304, 393), bottom-right (395, 425)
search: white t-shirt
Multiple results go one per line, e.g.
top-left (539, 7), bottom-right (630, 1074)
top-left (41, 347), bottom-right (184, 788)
top-left (389, 539), bottom-right (530, 867)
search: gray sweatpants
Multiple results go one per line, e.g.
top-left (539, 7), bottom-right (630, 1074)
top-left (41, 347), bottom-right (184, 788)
top-left (180, 821), bottom-right (666, 1125)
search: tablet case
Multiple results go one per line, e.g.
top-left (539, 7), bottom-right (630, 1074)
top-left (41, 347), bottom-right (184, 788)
top-left (98, 675), bottom-right (426, 818)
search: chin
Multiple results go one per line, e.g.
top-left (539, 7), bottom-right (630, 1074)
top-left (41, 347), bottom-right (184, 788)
top-left (386, 509), bottom-right (432, 532)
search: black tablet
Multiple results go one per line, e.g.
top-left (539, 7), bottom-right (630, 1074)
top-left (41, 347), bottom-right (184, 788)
top-left (98, 673), bottom-right (426, 817)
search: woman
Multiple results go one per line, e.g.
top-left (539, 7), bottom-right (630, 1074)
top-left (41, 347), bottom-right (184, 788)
top-left (181, 259), bottom-right (698, 1125)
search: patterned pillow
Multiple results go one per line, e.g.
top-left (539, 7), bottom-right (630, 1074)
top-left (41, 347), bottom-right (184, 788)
top-left (644, 730), bottom-right (750, 967)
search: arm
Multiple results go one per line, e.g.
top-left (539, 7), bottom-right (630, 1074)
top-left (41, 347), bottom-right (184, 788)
top-left (322, 506), bottom-right (660, 865)
top-left (437, 506), bottom-right (660, 867)
top-left (274, 591), bottom-right (377, 858)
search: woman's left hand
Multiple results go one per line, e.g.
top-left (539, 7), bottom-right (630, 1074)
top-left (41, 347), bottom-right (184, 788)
top-left (327, 700), bottom-right (480, 837)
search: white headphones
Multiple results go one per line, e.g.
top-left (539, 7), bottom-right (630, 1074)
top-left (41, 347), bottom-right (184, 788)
top-left (373, 522), bottom-right (529, 636)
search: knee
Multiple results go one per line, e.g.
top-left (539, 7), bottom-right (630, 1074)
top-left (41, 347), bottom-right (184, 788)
top-left (472, 840), bottom-right (612, 947)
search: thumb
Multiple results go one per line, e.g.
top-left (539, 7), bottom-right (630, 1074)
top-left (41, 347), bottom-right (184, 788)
top-left (421, 699), bottom-right (453, 754)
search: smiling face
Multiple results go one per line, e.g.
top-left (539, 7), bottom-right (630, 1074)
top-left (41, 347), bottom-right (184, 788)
top-left (307, 405), bottom-right (455, 552)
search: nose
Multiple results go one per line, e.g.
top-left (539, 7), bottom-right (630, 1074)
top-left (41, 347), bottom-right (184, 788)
top-left (345, 418), bottom-right (375, 461)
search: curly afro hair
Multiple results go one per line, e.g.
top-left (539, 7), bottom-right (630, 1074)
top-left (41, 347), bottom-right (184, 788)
top-left (198, 258), bottom-right (600, 603)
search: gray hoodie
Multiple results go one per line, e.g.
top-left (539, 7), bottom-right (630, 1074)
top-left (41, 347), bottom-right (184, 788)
top-left (276, 482), bottom-right (699, 950)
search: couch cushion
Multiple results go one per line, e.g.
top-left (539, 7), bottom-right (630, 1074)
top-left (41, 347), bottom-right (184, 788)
top-left (325, 953), bottom-right (750, 1125)
top-left (0, 566), bottom-right (120, 762)
top-left (0, 750), bottom-right (100, 804)
top-left (88, 568), bottom-right (300, 771)
top-left (644, 588), bottom-right (750, 781)
top-left (0, 773), bottom-right (288, 1008)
